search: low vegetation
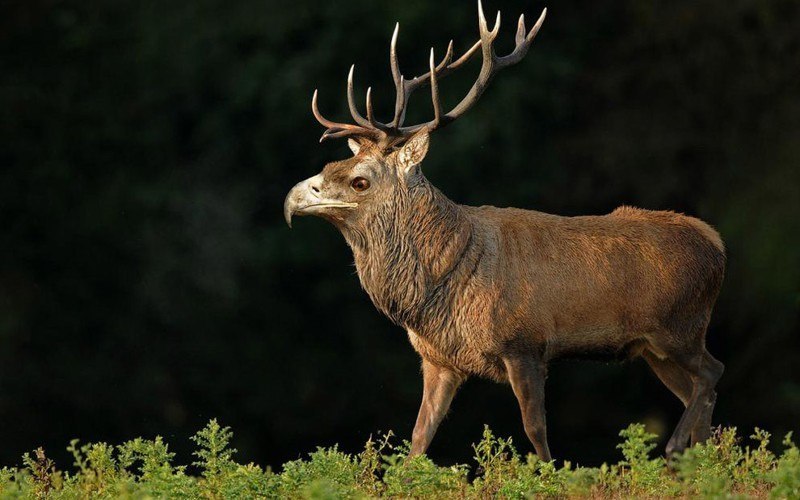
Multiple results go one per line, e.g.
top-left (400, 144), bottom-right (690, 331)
top-left (1, 420), bottom-right (798, 498)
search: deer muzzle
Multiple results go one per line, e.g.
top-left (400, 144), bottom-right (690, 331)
top-left (283, 174), bottom-right (358, 228)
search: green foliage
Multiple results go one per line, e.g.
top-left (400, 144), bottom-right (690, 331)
top-left (355, 432), bottom-right (393, 497)
top-left (615, 423), bottom-right (667, 494)
top-left (19, 448), bottom-right (62, 499)
top-left (280, 446), bottom-right (365, 498)
top-left (471, 425), bottom-right (524, 497)
top-left (0, 420), bottom-right (797, 498)
top-left (65, 440), bottom-right (121, 497)
top-left (382, 443), bottom-right (469, 499)
top-left (740, 428), bottom-right (777, 492)
top-left (116, 436), bottom-right (199, 498)
top-left (191, 419), bottom-right (237, 497)
top-left (675, 427), bottom-right (744, 497)
top-left (770, 433), bottom-right (800, 499)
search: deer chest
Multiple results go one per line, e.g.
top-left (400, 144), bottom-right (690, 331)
top-left (406, 328), bottom-right (508, 382)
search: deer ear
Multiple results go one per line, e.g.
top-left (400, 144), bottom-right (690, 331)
top-left (347, 138), bottom-right (361, 155)
top-left (396, 129), bottom-right (430, 173)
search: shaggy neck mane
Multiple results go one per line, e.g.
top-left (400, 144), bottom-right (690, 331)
top-left (342, 179), bottom-right (474, 330)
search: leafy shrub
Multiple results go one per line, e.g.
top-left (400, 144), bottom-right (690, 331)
top-left (674, 427), bottom-right (743, 497)
top-left (382, 439), bottom-right (469, 498)
top-left (0, 420), bottom-right (795, 498)
top-left (770, 433), bottom-right (800, 499)
top-left (616, 423), bottom-right (667, 495)
top-left (117, 436), bottom-right (200, 498)
top-left (280, 445), bottom-right (365, 498)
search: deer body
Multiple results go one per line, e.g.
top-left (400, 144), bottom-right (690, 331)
top-left (284, 1), bottom-right (724, 461)
top-left (345, 173), bottom-right (724, 382)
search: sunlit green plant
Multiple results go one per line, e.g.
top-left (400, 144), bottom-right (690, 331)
top-left (0, 420), bottom-right (796, 499)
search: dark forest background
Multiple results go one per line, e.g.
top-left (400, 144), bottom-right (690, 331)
top-left (1, 0), bottom-right (799, 470)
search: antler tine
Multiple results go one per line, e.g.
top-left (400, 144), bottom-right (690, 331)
top-left (312, 89), bottom-right (383, 142)
top-left (477, 0), bottom-right (488, 34)
top-left (477, 0), bottom-right (501, 41)
top-left (451, 40), bottom-right (483, 68)
top-left (499, 8), bottom-right (547, 67)
top-left (492, 10), bottom-right (501, 38)
top-left (528, 8), bottom-right (547, 43)
top-left (311, 89), bottom-right (341, 130)
top-left (515, 13), bottom-right (527, 46)
top-left (347, 65), bottom-right (373, 128)
top-left (390, 23), bottom-right (401, 83)
top-left (404, 39), bottom-right (462, 91)
top-left (390, 23), bottom-right (406, 128)
top-left (365, 87), bottom-right (376, 126)
top-left (429, 48), bottom-right (442, 128)
top-left (441, 41), bottom-right (454, 68)
top-left (322, 128), bottom-right (368, 141)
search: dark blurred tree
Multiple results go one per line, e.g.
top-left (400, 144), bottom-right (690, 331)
top-left (1, 0), bottom-right (798, 468)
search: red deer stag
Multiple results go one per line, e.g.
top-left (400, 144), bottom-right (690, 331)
top-left (284, 1), bottom-right (725, 460)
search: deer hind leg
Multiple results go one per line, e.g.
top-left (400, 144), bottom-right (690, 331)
top-left (503, 356), bottom-right (552, 461)
top-left (408, 359), bottom-right (464, 457)
top-left (643, 349), bottom-right (722, 446)
top-left (690, 350), bottom-right (724, 445)
top-left (643, 349), bottom-right (692, 405)
top-left (662, 348), bottom-right (724, 456)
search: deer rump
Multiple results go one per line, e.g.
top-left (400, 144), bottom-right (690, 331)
top-left (401, 205), bottom-right (725, 383)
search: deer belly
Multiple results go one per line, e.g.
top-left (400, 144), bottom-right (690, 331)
top-left (544, 325), bottom-right (648, 362)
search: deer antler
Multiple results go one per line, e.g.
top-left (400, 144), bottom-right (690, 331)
top-left (311, 0), bottom-right (547, 147)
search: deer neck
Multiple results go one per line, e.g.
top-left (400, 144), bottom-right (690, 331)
top-left (343, 182), bottom-right (473, 329)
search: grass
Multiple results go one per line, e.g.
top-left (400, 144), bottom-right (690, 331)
top-left (0, 420), bottom-right (798, 499)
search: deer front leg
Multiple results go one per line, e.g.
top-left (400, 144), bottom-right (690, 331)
top-left (504, 356), bottom-right (553, 461)
top-left (408, 359), bottom-right (464, 457)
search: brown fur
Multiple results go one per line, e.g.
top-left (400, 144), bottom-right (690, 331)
top-left (285, 130), bottom-right (725, 461)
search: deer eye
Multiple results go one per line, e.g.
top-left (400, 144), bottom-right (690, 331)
top-left (351, 177), bottom-right (370, 192)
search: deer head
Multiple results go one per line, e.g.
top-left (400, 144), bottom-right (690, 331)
top-left (284, 0), bottom-right (546, 231)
